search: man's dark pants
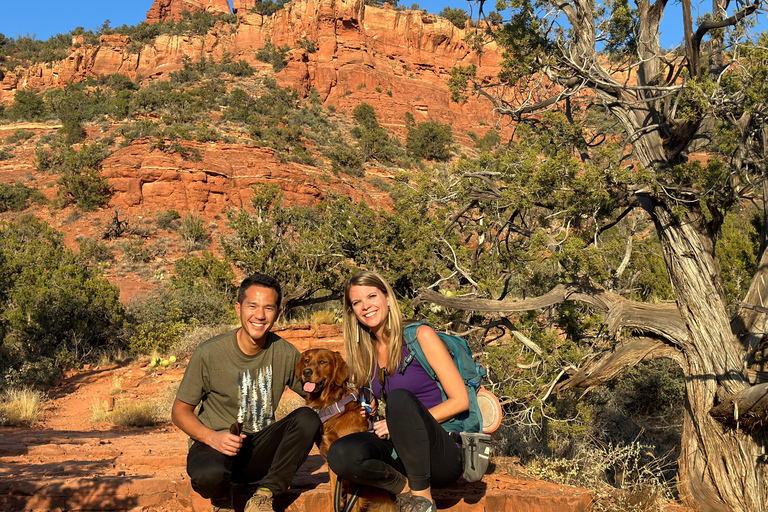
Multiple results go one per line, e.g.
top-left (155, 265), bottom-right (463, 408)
top-left (187, 407), bottom-right (322, 505)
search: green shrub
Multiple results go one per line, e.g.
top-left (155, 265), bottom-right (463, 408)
top-left (78, 237), bottom-right (115, 264)
top-left (255, 42), bottom-right (291, 72)
top-left (251, 0), bottom-right (289, 16)
top-left (36, 139), bottom-right (113, 211)
top-left (328, 142), bottom-right (365, 176)
top-left (406, 121), bottom-right (453, 161)
top-left (4, 89), bottom-right (48, 121)
top-left (0, 183), bottom-right (46, 212)
top-left (439, 7), bottom-right (469, 29)
top-left (0, 216), bottom-right (125, 388)
top-left (155, 209), bottom-right (181, 230)
top-left (296, 37), bottom-right (317, 53)
top-left (121, 239), bottom-right (151, 264)
top-left (5, 129), bottom-right (34, 144)
top-left (180, 213), bottom-right (210, 251)
top-left (350, 103), bottom-right (404, 164)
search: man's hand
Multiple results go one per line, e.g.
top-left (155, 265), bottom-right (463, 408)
top-left (209, 430), bottom-right (246, 456)
top-left (172, 398), bottom-right (246, 455)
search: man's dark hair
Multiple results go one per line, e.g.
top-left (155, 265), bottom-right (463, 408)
top-left (237, 273), bottom-right (282, 307)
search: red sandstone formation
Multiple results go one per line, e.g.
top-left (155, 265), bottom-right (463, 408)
top-left (100, 138), bottom-right (390, 213)
top-left (233, 0), bottom-right (259, 14)
top-left (0, 0), bottom-right (505, 137)
top-left (145, 0), bottom-right (232, 23)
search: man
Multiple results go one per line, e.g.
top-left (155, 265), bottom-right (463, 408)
top-left (172, 273), bottom-right (321, 512)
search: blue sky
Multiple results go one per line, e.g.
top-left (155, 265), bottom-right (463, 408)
top-left (0, 0), bottom-right (766, 49)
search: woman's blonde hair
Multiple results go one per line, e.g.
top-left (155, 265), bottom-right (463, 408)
top-left (342, 271), bottom-right (404, 389)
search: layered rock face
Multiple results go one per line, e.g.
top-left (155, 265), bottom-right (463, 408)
top-left (0, 0), bottom-right (503, 136)
top-left (100, 139), bottom-right (388, 214)
top-left (145, 0), bottom-right (232, 23)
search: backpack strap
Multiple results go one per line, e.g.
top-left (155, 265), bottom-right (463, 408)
top-left (400, 321), bottom-right (433, 377)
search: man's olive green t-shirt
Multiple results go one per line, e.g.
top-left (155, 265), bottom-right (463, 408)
top-left (176, 329), bottom-right (304, 435)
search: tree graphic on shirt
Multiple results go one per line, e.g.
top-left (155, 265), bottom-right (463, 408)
top-left (237, 366), bottom-right (273, 432)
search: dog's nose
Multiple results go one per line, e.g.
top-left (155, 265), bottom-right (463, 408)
top-left (302, 368), bottom-right (313, 378)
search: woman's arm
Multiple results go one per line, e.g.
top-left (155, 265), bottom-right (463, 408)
top-left (416, 324), bottom-right (469, 423)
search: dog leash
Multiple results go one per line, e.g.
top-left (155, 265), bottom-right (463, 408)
top-left (334, 478), bottom-right (362, 512)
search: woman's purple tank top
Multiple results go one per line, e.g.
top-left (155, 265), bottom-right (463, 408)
top-left (371, 346), bottom-right (443, 410)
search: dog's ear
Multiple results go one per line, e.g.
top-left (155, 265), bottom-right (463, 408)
top-left (333, 351), bottom-right (350, 387)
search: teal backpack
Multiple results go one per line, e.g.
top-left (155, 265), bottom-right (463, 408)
top-left (401, 321), bottom-right (486, 434)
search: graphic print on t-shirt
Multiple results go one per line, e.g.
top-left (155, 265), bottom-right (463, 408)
top-left (237, 366), bottom-right (273, 432)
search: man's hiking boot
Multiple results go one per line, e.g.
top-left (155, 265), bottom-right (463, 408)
top-left (210, 497), bottom-right (234, 512)
top-left (396, 492), bottom-right (435, 512)
top-left (245, 488), bottom-right (274, 512)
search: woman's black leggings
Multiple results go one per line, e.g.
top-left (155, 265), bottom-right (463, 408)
top-left (327, 388), bottom-right (463, 493)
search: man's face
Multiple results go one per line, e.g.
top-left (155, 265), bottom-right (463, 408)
top-left (235, 285), bottom-right (280, 346)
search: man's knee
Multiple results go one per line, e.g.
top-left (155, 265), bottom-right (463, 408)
top-left (286, 406), bottom-right (322, 441)
top-left (188, 459), bottom-right (230, 498)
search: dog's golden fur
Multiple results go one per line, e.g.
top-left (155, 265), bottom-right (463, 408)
top-left (296, 349), bottom-right (394, 512)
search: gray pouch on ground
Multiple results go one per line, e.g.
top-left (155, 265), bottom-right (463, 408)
top-left (459, 432), bottom-right (492, 482)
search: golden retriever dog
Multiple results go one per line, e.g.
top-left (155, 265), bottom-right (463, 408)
top-left (296, 349), bottom-right (394, 512)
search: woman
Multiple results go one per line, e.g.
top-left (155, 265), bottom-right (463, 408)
top-left (326, 271), bottom-right (468, 512)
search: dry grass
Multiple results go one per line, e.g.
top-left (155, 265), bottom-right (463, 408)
top-left (311, 309), bottom-right (338, 327)
top-left (92, 389), bottom-right (174, 427)
top-left (107, 401), bottom-right (160, 427)
top-left (174, 323), bottom-right (235, 359)
top-left (526, 441), bottom-right (675, 512)
top-left (275, 307), bottom-right (338, 328)
top-left (109, 376), bottom-right (123, 395)
top-left (0, 388), bottom-right (46, 426)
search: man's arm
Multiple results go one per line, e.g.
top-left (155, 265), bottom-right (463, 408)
top-left (172, 398), bottom-right (244, 456)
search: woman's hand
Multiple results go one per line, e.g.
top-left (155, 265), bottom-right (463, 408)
top-left (360, 397), bottom-right (378, 419)
top-left (373, 418), bottom-right (390, 439)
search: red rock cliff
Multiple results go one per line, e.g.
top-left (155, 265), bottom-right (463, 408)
top-left (145, 0), bottom-right (232, 23)
top-left (0, 0), bottom-right (504, 135)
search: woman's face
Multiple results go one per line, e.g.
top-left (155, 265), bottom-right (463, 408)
top-left (348, 284), bottom-right (389, 333)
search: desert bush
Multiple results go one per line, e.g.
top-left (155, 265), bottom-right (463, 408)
top-left (0, 183), bottom-right (46, 212)
top-left (0, 387), bottom-right (46, 426)
top-left (527, 441), bottom-right (675, 512)
top-left (0, 216), bottom-right (126, 389)
top-left (179, 213), bottom-right (210, 251)
top-left (350, 102), bottom-right (405, 164)
top-left (296, 36), bottom-right (317, 53)
top-left (155, 209), bottom-right (181, 230)
top-left (129, 315), bottom-right (192, 354)
top-left (5, 129), bottom-right (34, 144)
top-left (328, 142), bottom-right (365, 176)
top-left (4, 88), bottom-right (48, 121)
top-left (251, 0), bottom-right (290, 16)
top-left (406, 121), bottom-right (453, 161)
top-left (121, 239), bottom-right (152, 264)
top-left (36, 139), bottom-right (113, 211)
top-left (439, 7), bottom-right (469, 29)
top-left (78, 237), bottom-right (115, 264)
top-left (255, 41), bottom-right (291, 72)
